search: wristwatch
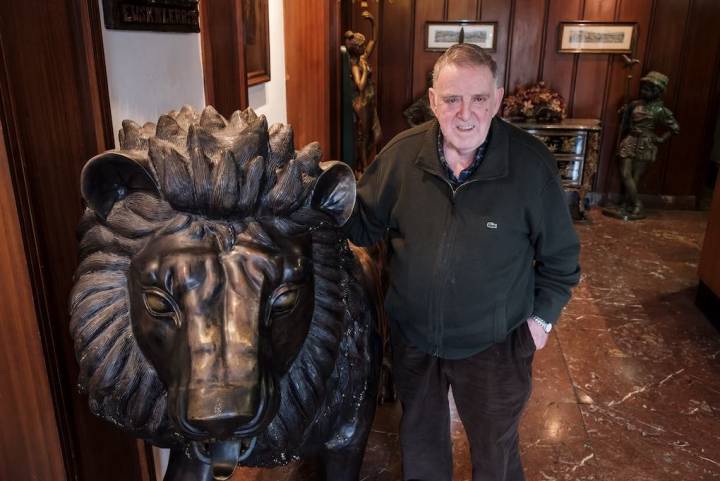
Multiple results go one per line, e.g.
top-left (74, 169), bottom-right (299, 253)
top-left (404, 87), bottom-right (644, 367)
top-left (530, 315), bottom-right (552, 333)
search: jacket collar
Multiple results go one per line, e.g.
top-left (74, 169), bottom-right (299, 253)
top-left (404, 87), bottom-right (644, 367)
top-left (415, 117), bottom-right (509, 181)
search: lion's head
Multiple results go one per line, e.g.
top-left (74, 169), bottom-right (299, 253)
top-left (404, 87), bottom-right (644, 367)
top-left (69, 106), bottom-right (357, 468)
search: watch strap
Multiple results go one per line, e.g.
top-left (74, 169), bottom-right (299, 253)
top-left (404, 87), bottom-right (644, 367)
top-left (529, 314), bottom-right (552, 333)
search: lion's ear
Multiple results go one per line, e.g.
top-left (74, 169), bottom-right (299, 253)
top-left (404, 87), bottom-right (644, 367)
top-left (310, 161), bottom-right (356, 226)
top-left (81, 152), bottom-right (159, 219)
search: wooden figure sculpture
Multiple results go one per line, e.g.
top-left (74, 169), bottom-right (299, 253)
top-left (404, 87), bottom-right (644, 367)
top-left (70, 105), bottom-right (382, 481)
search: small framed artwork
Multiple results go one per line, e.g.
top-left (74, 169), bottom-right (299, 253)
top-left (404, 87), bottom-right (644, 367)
top-left (425, 22), bottom-right (497, 52)
top-left (558, 22), bottom-right (637, 54)
top-left (102, 0), bottom-right (200, 32)
top-left (244, 0), bottom-right (270, 85)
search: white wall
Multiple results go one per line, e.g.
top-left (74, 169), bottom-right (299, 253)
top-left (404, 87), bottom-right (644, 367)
top-left (247, 0), bottom-right (287, 125)
top-left (99, 1), bottom-right (206, 145)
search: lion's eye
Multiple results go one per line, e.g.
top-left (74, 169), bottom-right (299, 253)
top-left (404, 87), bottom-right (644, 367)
top-left (143, 289), bottom-right (179, 323)
top-left (271, 287), bottom-right (298, 314)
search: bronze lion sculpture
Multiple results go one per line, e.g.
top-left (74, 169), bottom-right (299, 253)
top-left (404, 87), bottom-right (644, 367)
top-left (69, 106), bottom-right (382, 481)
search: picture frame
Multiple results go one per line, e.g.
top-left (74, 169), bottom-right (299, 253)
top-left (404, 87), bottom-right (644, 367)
top-left (102, 0), bottom-right (200, 33)
top-left (425, 21), bottom-right (497, 52)
top-left (244, 0), bottom-right (270, 85)
top-left (557, 22), bottom-right (637, 54)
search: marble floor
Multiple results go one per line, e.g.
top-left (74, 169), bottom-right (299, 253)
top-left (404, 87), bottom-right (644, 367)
top-left (231, 209), bottom-right (720, 481)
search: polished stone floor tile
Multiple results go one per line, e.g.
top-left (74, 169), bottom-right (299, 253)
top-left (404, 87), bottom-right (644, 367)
top-left (229, 210), bottom-right (719, 480)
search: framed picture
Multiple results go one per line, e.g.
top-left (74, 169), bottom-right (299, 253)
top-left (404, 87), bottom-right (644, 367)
top-left (102, 0), bottom-right (199, 32)
top-left (243, 0), bottom-right (270, 85)
top-left (425, 22), bottom-right (497, 52)
top-left (558, 22), bottom-right (637, 54)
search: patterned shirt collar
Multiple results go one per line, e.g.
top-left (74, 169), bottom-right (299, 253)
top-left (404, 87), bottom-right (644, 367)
top-left (436, 129), bottom-right (489, 188)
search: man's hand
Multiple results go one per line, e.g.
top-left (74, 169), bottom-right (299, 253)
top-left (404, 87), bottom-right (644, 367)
top-left (526, 319), bottom-right (549, 350)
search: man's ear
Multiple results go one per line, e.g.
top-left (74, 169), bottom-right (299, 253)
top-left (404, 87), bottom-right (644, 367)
top-left (310, 161), bottom-right (356, 226)
top-left (81, 151), bottom-right (159, 219)
top-left (493, 87), bottom-right (505, 116)
top-left (428, 87), bottom-right (438, 116)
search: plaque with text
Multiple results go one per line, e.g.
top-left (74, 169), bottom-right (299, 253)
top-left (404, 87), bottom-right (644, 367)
top-left (103, 0), bottom-right (200, 32)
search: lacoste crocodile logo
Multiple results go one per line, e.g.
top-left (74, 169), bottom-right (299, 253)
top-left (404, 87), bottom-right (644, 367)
top-left (486, 221), bottom-right (498, 229)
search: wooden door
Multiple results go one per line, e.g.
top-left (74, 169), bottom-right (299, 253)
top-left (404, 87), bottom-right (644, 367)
top-left (0, 0), bottom-right (153, 479)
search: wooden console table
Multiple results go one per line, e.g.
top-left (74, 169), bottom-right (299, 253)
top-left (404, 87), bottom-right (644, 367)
top-left (508, 118), bottom-right (601, 221)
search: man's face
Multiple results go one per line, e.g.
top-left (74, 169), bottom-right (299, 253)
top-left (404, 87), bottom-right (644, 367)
top-left (429, 64), bottom-right (503, 159)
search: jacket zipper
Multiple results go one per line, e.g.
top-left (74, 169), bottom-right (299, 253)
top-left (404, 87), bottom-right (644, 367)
top-left (429, 176), bottom-right (483, 356)
top-left (430, 196), bottom-right (453, 356)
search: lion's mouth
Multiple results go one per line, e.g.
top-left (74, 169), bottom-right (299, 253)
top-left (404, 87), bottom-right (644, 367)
top-left (192, 437), bottom-right (257, 480)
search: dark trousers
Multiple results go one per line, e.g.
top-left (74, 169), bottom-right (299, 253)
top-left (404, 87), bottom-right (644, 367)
top-left (392, 323), bottom-right (535, 481)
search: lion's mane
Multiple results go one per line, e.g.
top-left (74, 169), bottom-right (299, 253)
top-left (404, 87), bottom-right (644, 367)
top-left (70, 106), bottom-right (355, 450)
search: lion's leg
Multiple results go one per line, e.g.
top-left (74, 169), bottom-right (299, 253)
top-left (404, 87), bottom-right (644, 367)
top-left (163, 449), bottom-right (212, 481)
top-left (322, 446), bottom-right (365, 481)
top-left (321, 397), bottom-right (378, 481)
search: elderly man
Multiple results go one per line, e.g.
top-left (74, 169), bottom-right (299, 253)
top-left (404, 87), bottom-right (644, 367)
top-left (344, 44), bottom-right (580, 481)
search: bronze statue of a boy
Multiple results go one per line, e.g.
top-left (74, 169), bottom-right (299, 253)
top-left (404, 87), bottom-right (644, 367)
top-left (612, 71), bottom-right (680, 219)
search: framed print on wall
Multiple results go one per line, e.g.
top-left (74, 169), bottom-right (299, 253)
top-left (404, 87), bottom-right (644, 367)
top-left (425, 21), bottom-right (497, 52)
top-left (244, 0), bottom-right (270, 85)
top-left (558, 22), bottom-right (637, 54)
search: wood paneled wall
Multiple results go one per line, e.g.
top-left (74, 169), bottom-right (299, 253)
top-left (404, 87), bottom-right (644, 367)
top-left (353, 0), bottom-right (720, 201)
top-left (0, 0), bottom-right (151, 479)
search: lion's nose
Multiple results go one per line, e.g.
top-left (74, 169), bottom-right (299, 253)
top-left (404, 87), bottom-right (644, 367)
top-left (186, 385), bottom-right (259, 438)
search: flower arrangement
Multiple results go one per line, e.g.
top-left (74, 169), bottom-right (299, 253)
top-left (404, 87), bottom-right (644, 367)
top-left (502, 82), bottom-right (566, 122)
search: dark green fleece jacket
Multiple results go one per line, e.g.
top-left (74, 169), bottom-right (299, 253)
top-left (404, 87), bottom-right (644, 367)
top-left (344, 117), bottom-right (581, 359)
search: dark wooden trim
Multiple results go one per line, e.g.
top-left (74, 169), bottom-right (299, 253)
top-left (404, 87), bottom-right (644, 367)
top-left (503, 0), bottom-right (516, 93)
top-left (409, 0), bottom-right (417, 97)
top-left (568, 54), bottom-right (579, 116)
top-left (642, 0), bottom-right (659, 75)
top-left (328, 0), bottom-right (342, 159)
top-left (567, 0), bottom-right (585, 116)
top-left (659, 0), bottom-right (694, 191)
top-left (537, 0), bottom-right (551, 81)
